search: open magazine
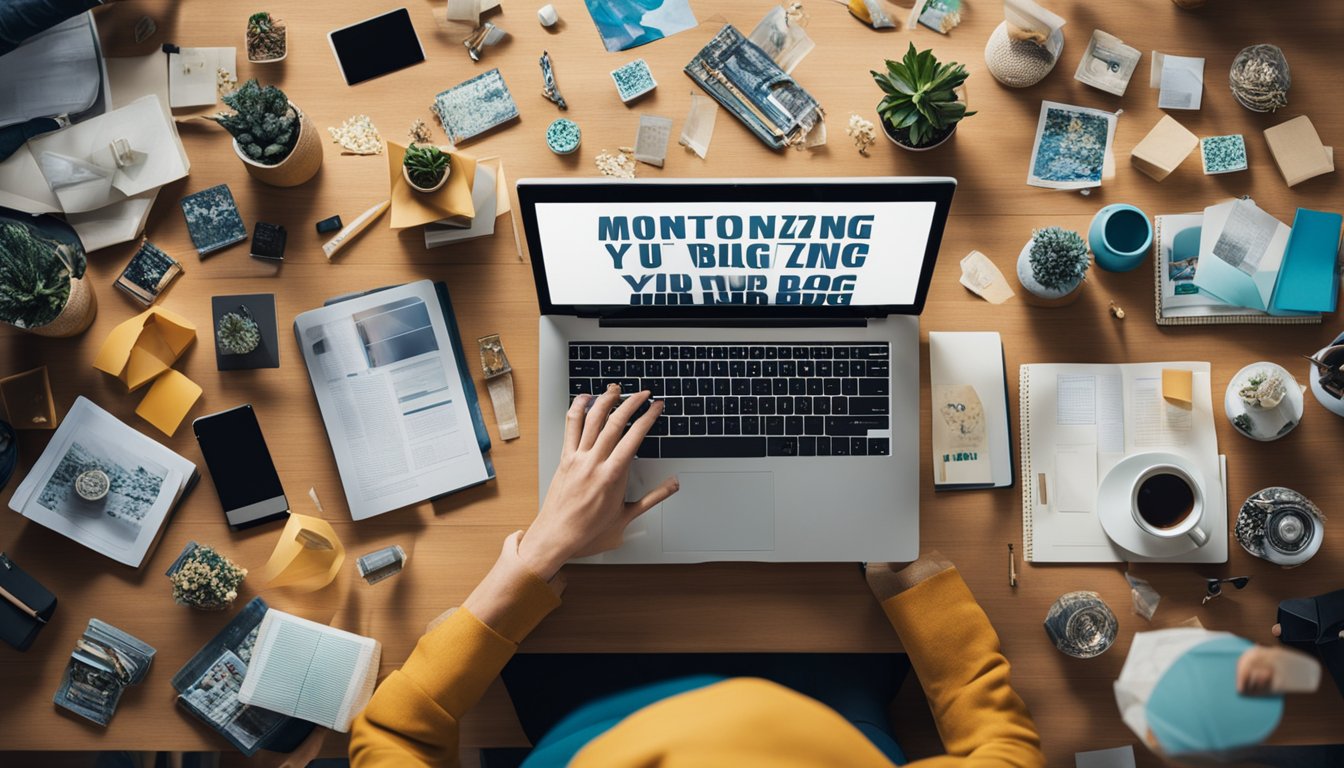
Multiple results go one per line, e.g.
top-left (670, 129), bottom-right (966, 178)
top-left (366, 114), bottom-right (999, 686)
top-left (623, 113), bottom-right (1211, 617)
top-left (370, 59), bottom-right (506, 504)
top-left (294, 280), bottom-right (492, 520)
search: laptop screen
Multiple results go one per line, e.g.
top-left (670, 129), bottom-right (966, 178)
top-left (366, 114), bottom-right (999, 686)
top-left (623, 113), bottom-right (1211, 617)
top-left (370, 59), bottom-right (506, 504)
top-left (519, 178), bottom-right (956, 318)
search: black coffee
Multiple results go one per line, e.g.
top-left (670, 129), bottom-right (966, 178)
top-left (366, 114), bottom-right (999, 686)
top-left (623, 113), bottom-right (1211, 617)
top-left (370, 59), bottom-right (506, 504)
top-left (1136, 472), bottom-right (1194, 529)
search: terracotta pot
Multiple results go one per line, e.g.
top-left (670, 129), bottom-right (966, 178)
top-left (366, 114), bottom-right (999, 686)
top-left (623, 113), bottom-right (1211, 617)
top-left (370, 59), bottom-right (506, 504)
top-left (24, 274), bottom-right (97, 337)
top-left (233, 103), bottom-right (322, 187)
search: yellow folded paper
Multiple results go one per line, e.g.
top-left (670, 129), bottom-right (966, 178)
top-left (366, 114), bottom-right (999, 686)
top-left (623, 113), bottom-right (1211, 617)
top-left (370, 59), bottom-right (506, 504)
top-left (1162, 368), bottom-right (1193, 405)
top-left (388, 142), bottom-right (477, 229)
top-left (135, 368), bottom-right (202, 436)
top-left (260, 513), bottom-right (346, 591)
top-left (94, 307), bottom-right (196, 392)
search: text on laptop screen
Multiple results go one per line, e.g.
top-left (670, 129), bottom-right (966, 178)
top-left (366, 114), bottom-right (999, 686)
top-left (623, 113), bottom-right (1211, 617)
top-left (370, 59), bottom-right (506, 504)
top-left (534, 200), bottom-right (938, 307)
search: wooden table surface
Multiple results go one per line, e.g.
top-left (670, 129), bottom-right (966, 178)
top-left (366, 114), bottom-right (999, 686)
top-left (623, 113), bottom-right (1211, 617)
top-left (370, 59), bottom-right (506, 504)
top-left (3, 0), bottom-right (1343, 763)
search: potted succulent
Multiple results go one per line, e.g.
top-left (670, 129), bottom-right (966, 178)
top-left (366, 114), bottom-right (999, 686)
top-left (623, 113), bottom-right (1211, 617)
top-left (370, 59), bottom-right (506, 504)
top-left (246, 12), bottom-right (287, 63)
top-left (402, 143), bottom-right (451, 193)
top-left (166, 541), bottom-right (247, 611)
top-left (0, 215), bottom-right (96, 337)
top-left (1017, 226), bottom-right (1090, 306)
top-left (209, 79), bottom-right (322, 187)
top-left (872, 43), bottom-right (976, 151)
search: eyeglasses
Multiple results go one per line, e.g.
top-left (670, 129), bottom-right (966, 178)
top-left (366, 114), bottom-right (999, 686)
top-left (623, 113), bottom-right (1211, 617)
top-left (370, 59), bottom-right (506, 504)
top-left (1203, 576), bottom-right (1251, 604)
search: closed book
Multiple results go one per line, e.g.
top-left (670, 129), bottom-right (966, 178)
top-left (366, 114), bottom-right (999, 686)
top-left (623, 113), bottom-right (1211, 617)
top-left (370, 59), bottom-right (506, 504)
top-left (1270, 209), bottom-right (1344, 314)
top-left (0, 553), bottom-right (56, 651)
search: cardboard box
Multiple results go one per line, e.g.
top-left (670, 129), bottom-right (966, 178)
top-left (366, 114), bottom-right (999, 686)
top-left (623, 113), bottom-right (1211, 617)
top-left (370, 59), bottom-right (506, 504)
top-left (1263, 115), bottom-right (1335, 187)
top-left (1131, 115), bottom-right (1198, 181)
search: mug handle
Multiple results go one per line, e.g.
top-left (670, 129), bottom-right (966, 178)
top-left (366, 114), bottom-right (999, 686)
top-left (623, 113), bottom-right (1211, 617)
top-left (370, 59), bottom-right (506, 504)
top-left (1188, 526), bottom-right (1209, 547)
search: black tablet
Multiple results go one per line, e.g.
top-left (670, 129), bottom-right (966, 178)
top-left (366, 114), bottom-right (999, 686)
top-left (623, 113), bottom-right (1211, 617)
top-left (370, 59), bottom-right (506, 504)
top-left (328, 8), bottom-right (425, 86)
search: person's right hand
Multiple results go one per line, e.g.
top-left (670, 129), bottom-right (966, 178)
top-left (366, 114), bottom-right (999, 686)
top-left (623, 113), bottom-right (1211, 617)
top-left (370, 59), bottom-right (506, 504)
top-left (518, 384), bottom-right (678, 580)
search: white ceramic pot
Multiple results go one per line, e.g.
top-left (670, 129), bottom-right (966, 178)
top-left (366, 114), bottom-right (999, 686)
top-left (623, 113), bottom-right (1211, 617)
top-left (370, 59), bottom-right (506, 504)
top-left (1016, 240), bottom-right (1083, 307)
top-left (403, 164), bottom-right (449, 193)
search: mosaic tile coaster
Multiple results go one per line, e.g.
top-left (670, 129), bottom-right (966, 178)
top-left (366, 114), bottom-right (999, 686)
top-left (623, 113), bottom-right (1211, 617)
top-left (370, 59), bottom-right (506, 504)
top-left (1201, 134), bottom-right (1248, 175)
top-left (115, 240), bottom-right (182, 306)
top-left (611, 58), bottom-right (657, 103)
top-left (180, 184), bottom-right (247, 257)
top-left (432, 68), bottom-right (520, 144)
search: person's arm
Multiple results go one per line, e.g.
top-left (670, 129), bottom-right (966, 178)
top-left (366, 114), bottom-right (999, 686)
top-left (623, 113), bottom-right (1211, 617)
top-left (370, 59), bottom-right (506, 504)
top-left (349, 385), bottom-right (678, 768)
top-left (0, 0), bottom-right (105, 56)
top-left (866, 556), bottom-right (1045, 767)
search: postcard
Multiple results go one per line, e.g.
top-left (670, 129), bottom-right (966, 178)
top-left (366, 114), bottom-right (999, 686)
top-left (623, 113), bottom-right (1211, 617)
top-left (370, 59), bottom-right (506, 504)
top-left (583, 0), bottom-right (698, 52)
top-left (1027, 101), bottom-right (1117, 189)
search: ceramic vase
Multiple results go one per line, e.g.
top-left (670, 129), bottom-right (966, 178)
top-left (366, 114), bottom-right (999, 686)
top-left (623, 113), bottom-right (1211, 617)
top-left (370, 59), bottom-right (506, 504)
top-left (1089, 204), bottom-right (1153, 272)
top-left (1016, 241), bottom-right (1084, 307)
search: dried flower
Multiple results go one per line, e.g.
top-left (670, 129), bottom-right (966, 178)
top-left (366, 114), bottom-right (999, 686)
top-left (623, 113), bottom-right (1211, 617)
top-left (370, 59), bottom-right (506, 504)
top-left (847, 113), bottom-right (877, 156)
top-left (408, 118), bottom-right (432, 145)
top-left (328, 114), bottom-right (383, 155)
top-left (596, 147), bottom-right (636, 178)
top-left (216, 67), bottom-right (237, 99)
top-left (167, 543), bottom-right (247, 611)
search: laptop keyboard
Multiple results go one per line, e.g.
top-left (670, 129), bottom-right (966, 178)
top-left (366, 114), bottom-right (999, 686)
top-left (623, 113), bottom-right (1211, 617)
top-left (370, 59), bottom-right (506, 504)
top-left (568, 342), bottom-right (891, 458)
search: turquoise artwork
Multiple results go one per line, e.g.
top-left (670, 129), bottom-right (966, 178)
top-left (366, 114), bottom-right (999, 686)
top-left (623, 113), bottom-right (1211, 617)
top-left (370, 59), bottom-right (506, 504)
top-left (432, 69), bottom-right (520, 144)
top-left (1201, 135), bottom-right (1248, 174)
top-left (610, 59), bottom-right (657, 103)
top-left (583, 0), bottom-right (698, 52)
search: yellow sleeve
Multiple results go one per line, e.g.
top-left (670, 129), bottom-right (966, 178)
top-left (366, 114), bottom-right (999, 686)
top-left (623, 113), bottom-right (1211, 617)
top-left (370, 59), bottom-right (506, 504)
top-left (349, 536), bottom-right (563, 768)
top-left (880, 566), bottom-right (1045, 767)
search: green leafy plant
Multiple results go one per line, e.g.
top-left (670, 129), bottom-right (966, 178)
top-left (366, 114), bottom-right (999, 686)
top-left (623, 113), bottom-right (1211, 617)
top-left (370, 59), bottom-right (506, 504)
top-left (872, 43), bottom-right (976, 147)
top-left (403, 144), bottom-right (450, 189)
top-left (210, 79), bottom-right (297, 165)
top-left (246, 12), bottom-right (286, 61)
top-left (0, 220), bottom-right (86, 329)
top-left (216, 311), bottom-right (261, 355)
top-left (1029, 227), bottom-right (1090, 291)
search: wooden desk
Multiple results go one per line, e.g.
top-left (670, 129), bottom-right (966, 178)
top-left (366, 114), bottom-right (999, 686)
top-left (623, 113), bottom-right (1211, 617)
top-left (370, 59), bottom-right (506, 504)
top-left (3, 1), bottom-right (1343, 763)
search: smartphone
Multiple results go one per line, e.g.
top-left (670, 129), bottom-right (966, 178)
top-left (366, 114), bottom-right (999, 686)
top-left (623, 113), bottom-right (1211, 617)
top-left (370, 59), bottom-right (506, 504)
top-left (193, 405), bottom-right (289, 530)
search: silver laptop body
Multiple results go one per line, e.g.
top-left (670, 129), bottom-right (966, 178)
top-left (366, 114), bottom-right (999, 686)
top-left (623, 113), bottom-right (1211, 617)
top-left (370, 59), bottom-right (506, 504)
top-left (521, 177), bottom-right (957, 563)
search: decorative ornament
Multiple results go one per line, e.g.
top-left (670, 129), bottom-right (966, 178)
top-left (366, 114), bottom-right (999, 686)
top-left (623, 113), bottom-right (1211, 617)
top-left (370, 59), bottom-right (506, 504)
top-left (216, 307), bottom-right (260, 355)
top-left (846, 114), bottom-right (876, 156)
top-left (1229, 44), bottom-right (1290, 112)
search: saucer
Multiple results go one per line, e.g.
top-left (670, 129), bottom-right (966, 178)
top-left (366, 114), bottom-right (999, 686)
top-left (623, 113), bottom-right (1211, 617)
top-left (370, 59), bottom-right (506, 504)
top-left (1224, 362), bottom-right (1302, 441)
top-left (1097, 451), bottom-right (1208, 559)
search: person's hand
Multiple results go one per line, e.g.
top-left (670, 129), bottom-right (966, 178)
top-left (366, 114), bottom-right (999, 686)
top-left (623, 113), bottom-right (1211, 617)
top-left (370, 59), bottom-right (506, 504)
top-left (518, 385), bottom-right (678, 580)
top-left (1235, 645), bottom-right (1322, 695)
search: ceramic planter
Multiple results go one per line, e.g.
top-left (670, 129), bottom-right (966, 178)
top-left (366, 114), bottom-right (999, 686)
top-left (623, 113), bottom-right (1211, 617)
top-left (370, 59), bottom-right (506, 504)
top-left (1089, 204), bottom-right (1152, 272)
top-left (233, 103), bottom-right (322, 187)
top-left (1016, 240), bottom-right (1084, 307)
top-left (881, 119), bottom-right (956, 151)
top-left (403, 164), bottom-right (449, 193)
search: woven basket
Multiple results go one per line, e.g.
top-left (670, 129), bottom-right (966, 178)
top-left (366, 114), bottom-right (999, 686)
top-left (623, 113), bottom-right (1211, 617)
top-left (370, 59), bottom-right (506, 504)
top-left (234, 103), bottom-right (323, 187)
top-left (27, 274), bottom-right (97, 338)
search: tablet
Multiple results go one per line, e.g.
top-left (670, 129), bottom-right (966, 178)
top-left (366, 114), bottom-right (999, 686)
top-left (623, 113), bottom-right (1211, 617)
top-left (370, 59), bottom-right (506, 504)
top-left (328, 8), bottom-right (425, 86)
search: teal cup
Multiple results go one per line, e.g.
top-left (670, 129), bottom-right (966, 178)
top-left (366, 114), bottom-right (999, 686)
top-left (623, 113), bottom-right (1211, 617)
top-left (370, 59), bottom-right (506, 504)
top-left (1089, 204), bottom-right (1153, 272)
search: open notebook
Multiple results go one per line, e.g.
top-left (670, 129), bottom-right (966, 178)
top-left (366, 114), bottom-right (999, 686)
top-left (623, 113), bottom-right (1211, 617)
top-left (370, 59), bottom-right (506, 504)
top-left (237, 610), bottom-right (380, 733)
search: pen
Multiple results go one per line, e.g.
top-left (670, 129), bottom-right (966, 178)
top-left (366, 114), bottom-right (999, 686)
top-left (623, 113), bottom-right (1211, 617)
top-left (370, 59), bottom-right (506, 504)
top-left (1008, 543), bottom-right (1017, 588)
top-left (323, 199), bottom-right (390, 260)
top-left (0, 584), bottom-right (46, 624)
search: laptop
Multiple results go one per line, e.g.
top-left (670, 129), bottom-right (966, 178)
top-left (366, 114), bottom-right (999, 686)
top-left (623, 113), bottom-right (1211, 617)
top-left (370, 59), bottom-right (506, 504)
top-left (520, 177), bottom-right (956, 563)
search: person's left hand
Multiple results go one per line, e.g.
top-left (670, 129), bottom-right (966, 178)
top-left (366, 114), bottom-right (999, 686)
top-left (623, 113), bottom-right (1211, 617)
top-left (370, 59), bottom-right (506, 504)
top-left (519, 385), bottom-right (679, 580)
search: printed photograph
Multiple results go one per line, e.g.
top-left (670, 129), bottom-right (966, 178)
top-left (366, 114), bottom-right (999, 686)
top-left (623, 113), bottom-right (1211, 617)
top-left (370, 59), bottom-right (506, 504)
top-left (1028, 104), bottom-right (1112, 187)
top-left (36, 431), bottom-right (168, 537)
top-left (583, 0), bottom-right (698, 52)
top-left (181, 650), bottom-right (283, 750)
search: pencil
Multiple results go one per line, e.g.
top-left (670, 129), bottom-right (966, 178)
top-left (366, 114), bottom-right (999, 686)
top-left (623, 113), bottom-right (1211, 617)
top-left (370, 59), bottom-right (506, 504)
top-left (0, 584), bottom-right (46, 623)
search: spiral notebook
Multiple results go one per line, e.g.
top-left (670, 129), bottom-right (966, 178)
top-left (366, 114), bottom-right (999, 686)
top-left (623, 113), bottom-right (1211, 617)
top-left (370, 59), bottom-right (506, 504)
top-left (1019, 362), bottom-right (1227, 563)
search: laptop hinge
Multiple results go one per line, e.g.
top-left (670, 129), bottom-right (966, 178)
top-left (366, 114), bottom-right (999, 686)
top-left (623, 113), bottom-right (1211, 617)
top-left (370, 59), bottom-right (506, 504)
top-left (598, 316), bottom-right (868, 329)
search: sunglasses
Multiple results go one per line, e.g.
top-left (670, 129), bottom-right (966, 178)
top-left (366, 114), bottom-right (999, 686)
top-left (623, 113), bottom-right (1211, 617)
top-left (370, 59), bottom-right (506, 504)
top-left (1202, 576), bottom-right (1251, 604)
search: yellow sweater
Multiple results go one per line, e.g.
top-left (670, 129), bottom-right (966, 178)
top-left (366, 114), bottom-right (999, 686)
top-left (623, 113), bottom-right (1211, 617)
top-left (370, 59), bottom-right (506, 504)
top-left (350, 552), bottom-right (1043, 767)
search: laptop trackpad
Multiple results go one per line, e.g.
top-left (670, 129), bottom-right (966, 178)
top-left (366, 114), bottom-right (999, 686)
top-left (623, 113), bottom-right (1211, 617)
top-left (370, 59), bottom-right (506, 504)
top-left (661, 472), bottom-right (775, 552)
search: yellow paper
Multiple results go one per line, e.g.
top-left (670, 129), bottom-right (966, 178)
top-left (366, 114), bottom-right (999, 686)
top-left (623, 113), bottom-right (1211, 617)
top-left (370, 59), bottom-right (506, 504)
top-left (93, 307), bottom-right (196, 390)
top-left (260, 513), bottom-right (346, 591)
top-left (135, 368), bottom-right (202, 435)
top-left (387, 142), bottom-right (477, 229)
top-left (1162, 369), bottom-right (1193, 404)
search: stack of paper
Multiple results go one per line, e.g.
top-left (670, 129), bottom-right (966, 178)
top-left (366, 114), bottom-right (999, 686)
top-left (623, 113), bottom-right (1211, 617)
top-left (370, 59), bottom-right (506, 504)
top-left (1263, 116), bottom-right (1335, 187)
top-left (238, 610), bottom-right (381, 733)
top-left (7, 397), bottom-right (197, 567)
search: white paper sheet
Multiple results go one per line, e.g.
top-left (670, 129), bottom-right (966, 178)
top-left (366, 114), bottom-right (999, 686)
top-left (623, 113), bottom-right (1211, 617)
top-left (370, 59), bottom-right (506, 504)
top-left (1151, 52), bottom-right (1204, 110)
top-left (168, 47), bottom-right (236, 108)
top-left (1055, 444), bottom-right (1098, 513)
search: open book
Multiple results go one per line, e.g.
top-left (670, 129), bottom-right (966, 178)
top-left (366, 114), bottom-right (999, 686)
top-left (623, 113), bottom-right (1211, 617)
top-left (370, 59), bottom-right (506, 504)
top-left (7, 396), bottom-right (197, 567)
top-left (294, 280), bottom-right (493, 520)
top-left (237, 610), bottom-right (381, 733)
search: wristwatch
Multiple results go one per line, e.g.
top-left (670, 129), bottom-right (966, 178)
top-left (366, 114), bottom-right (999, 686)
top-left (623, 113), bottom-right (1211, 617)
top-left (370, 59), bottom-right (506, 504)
top-left (478, 334), bottom-right (519, 441)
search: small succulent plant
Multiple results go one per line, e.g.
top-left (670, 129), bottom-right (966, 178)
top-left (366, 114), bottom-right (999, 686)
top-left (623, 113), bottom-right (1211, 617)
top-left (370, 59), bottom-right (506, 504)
top-left (0, 220), bottom-right (86, 329)
top-left (1029, 227), bottom-right (1089, 291)
top-left (872, 43), bottom-right (976, 147)
top-left (210, 79), bottom-right (297, 165)
top-left (403, 143), bottom-right (449, 189)
top-left (246, 12), bottom-right (286, 62)
top-left (216, 310), bottom-right (261, 355)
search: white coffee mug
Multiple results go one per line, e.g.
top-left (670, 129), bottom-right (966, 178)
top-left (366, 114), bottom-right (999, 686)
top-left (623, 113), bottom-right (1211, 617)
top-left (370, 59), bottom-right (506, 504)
top-left (1130, 464), bottom-right (1207, 547)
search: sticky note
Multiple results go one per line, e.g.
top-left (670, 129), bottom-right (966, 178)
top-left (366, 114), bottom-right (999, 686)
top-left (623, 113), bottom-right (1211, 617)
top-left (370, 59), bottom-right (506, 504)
top-left (135, 368), bottom-right (202, 436)
top-left (1162, 369), bottom-right (1193, 405)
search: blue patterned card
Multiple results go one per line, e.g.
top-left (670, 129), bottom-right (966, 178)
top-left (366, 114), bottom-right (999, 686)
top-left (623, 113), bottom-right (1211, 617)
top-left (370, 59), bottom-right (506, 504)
top-left (432, 69), bottom-right (519, 144)
top-left (180, 184), bottom-right (247, 257)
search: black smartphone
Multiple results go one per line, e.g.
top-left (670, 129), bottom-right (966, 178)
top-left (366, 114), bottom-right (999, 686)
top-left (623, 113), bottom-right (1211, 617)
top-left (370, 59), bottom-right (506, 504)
top-left (193, 405), bottom-right (289, 530)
